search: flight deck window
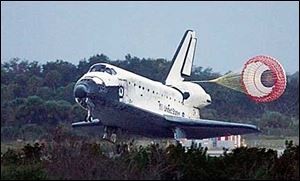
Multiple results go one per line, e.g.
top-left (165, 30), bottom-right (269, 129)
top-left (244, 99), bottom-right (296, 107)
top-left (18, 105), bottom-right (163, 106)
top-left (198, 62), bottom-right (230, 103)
top-left (89, 64), bottom-right (117, 75)
top-left (111, 68), bottom-right (117, 75)
top-left (90, 64), bottom-right (106, 72)
top-left (105, 68), bottom-right (112, 74)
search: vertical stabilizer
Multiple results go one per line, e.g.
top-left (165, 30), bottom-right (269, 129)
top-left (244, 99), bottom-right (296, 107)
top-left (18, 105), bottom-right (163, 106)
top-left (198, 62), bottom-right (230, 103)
top-left (164, 30), bottom-right (197, 85)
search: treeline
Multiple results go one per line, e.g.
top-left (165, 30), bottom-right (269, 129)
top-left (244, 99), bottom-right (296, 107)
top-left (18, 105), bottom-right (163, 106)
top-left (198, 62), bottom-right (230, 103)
top-left (1, 54), bottom-right (299, 141)
top-left (1, 129), bottom-right (299, 180)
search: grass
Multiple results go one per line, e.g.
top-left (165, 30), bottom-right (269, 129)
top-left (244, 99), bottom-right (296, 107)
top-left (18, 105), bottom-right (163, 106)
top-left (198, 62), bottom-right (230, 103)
top-left (2, 135), bottom-right (298, 154)
top-left (244, 135), bottom-right (299, 149)
top-left (1, 140), bottom-right (36, 153)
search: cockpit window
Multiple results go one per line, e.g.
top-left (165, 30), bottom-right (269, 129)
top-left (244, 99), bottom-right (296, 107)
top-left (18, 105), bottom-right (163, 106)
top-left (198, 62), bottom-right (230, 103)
top-left (90, 64), bottom-right (106, 72)
top-left (89, 64), bottom-right (117, 75)
top-left (111, 68), bottom-right (117, 75)
top-left (105, 67), bottom-right (112, 75)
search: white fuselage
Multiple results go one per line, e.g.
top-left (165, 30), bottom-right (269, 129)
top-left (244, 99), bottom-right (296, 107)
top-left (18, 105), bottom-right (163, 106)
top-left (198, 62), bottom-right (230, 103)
top-left (72, 30), bottom-right (259, 139)
top-left (77, 63), bottom-right (212, 120)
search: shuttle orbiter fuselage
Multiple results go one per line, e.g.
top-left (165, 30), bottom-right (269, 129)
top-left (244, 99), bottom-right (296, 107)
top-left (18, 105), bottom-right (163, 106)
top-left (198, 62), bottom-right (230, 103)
top-left (72, 30), bottom-right (259, 141)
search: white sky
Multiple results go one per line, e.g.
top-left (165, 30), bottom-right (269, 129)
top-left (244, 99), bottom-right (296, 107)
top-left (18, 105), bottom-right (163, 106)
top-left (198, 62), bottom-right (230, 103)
top-left (1, 1), bottom-right (299, 74)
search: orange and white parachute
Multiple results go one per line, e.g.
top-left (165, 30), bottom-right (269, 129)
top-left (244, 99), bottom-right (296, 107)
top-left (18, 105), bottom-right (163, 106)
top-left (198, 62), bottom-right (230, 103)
top-left (194, 55), bottom-right (287, 103)
top-left (241, 55), bottom-right (286, 103)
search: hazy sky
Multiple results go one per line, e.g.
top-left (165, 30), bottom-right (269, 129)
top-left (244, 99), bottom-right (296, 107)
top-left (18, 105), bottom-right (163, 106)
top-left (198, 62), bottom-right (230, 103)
top-left (1, 1), bottom-right (299, 74)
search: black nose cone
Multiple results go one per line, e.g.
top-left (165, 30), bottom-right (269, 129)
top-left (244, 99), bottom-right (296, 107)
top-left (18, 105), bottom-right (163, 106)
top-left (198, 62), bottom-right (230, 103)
top-left (74, 85), bottom-right (88, 98)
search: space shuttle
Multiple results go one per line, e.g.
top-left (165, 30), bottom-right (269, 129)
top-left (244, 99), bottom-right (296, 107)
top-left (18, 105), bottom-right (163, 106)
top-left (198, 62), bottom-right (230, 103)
top-left (72, 30), bottom-right (259, 142)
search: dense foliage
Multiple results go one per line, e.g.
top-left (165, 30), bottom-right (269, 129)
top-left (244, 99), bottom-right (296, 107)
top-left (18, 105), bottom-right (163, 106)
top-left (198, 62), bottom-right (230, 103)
top-left (1, 130), bottom-right (299, 180)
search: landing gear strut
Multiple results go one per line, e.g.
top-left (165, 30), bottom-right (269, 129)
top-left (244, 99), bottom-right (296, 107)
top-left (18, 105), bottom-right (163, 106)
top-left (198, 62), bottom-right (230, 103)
top-left (85, 98), bottom-right (95, 122)
top-left (86, 109), bottom-right (93, 122)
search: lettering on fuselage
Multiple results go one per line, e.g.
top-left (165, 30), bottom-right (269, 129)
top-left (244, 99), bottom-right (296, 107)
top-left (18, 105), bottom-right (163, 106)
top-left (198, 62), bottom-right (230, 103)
top-left (158, 102), bottom-right (181, 116)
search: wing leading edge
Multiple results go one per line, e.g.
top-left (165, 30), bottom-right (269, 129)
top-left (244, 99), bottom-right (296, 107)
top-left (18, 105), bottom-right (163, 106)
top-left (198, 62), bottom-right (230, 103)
top-left (164, 115), bottom-right (260, 139)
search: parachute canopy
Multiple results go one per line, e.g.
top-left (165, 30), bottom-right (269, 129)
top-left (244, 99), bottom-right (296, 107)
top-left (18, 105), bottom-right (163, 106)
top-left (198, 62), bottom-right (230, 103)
top-left (241, 55), bottom-right (286, 103)
top-left (193, 55), bottom-right (287, 103)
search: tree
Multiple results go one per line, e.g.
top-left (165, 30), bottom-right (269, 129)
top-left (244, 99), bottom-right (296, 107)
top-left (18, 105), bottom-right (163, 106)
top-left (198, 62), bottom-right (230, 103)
top-left (15, 96), bottom-right (46, 124)
top-left (260, 111), bottom-right (290, 129)
top-left (27, 61), bottom-right (42, 77)
top-left (272, 141), bottom-right (299, 180)
top-left (42, 60), bottom-right (77, 86)
top-left (6, 83), bottom-right (24, 99)
top-left (44, 100), bottom-right (61, 125)
top-left (69, 104), bottom-right (85, 123)
top-left (44, 100), bottom-right (71, 125)
top-left (27, 76), bottom-right (43, 95)
top-left (1, 65), bottom-right (10, 85)
top-left (55, 82), bottom-right (75, 103)
top-left (44, 70), bottom-right (62, 91)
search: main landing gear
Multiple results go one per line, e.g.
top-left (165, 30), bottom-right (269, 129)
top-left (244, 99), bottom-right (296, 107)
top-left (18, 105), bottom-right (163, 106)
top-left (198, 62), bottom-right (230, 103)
top-left (83, 98), bottom-right (118, 143)
top-left (103, 126), bottom-right (118, 143)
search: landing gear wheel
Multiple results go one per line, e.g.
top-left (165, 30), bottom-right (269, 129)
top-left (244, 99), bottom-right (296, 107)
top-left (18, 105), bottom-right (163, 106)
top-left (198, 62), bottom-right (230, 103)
top-left (102, 126), bottom-right (118, 144)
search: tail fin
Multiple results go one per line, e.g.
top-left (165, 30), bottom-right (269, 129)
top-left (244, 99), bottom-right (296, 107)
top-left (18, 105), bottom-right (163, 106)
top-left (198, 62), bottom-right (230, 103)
top-left (164, 30), bottom-right (197, 85)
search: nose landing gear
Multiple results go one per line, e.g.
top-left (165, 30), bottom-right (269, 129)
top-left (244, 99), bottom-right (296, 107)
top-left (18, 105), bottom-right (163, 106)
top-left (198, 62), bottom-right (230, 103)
top-left (72, 98), bottom-right (102, 127)
top-left (85, 98), bottom-right (95, 122)
top-left (86, 109), bottom-right (93, 122)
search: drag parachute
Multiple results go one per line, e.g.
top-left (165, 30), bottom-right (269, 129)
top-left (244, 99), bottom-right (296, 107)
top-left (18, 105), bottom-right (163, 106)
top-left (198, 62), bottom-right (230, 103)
top-left (241, 55), bottom-right (286, 103)
top-left (193, 55), bottom-right (287, 103)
